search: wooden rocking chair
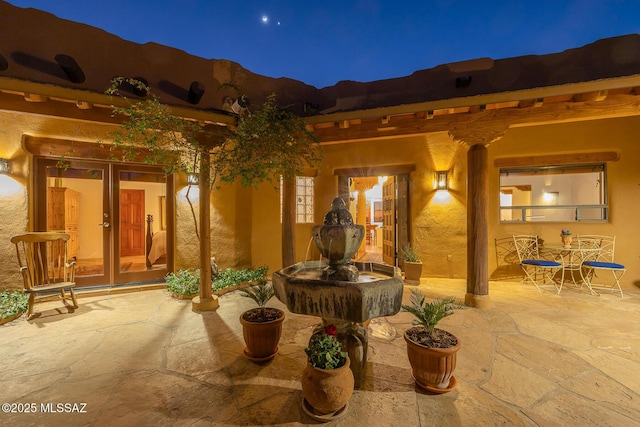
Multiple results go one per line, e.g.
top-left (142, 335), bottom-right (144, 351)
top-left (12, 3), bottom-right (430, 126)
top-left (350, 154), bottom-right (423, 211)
top-left (11, 232), bottom-right (78, 319)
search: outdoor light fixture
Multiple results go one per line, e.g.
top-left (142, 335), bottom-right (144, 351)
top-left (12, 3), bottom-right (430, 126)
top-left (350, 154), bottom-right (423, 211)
top-left (0, 158), bottom-right (9, 174)
top-left (187, 172), bottom-right (199, 186)
top-left (543, 191), bottom-right (559, 204)
top-left (436, 170), bottom-right (449, 190)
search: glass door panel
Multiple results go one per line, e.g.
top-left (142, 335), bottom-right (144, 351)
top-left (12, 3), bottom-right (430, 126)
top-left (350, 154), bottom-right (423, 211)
top-left (113, 165), bottom-right (169, 284)
top-left (37, 158), bottom-right (172, 287)
top-left (37, 159), bottom-right (110, 287)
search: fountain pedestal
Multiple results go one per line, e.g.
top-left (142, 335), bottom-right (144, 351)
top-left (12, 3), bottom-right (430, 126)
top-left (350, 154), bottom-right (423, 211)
top-left (274, 197), bottom-right (404, 388)
top-left (272, 260), bottom-right (404, 387)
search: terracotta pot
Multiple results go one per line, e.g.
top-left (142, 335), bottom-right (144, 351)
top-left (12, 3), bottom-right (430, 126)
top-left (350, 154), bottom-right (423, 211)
top-left (403, 261), bottom-right (423, 283)
top-left (240, 308), bottom-right (284, 362)
top-left (561, 235), bottom-right (573, 248)
top-left (404, 329), bottom-right (460, 393)
top-left (301, 357), bottom-right (354, 415)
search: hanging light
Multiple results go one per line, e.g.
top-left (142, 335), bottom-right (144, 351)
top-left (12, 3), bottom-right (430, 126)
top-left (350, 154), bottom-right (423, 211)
top-left (187, 172), bottom-right (199, 186)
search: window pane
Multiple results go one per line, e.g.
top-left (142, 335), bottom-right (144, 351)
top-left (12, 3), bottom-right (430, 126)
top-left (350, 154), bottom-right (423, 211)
top-left (281, 175), bottom-right (315, 224)
top-left (499, 164), bottom-right (607, 222)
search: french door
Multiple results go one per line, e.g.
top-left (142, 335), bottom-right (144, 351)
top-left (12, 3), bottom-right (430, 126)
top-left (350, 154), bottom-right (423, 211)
top-left (35, 158), bottom-right (173, 287)
top-left (382, 176), bottom-right (397, 265)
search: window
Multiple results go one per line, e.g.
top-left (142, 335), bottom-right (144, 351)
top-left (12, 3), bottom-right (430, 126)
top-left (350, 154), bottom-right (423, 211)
top-left (499, 164), bottom-right (607, 222)
top-left (280, 176), bottom-right (315, 224)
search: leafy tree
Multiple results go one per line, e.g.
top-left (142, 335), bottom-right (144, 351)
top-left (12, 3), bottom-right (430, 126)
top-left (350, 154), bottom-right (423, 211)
top-left (105, 78), bottom-right (321, 305)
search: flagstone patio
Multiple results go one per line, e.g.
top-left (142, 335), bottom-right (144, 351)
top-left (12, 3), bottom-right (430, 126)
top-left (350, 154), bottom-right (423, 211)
top-left (1, 279), bottom-right (639, 426)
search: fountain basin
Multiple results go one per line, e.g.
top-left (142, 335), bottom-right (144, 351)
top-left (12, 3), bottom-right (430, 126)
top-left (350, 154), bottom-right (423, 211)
top-left (272, 260), bottom-right (404, 323)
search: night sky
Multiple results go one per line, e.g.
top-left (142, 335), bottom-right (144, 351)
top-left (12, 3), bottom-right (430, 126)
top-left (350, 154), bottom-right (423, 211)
top-left (6, 0), bottom-right (640, 88)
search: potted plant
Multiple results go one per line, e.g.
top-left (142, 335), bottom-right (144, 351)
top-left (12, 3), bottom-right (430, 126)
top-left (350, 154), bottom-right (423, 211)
top-left (401, 243), bottom-right (422, 284)
top-left (301, 324), bottom-right (354, 421)
top-left (560, 229), bottom-right (573, 248)
top-left (401, 288), bottom-right (462, 393)
top-left (239, 279), bottom-right (285, 362)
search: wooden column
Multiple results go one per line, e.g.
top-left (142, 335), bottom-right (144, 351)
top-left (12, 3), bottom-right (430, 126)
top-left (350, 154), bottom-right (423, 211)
top-left (465, 144), bottom-right (490, 308)
top-left (282, 174), bottom-right (296, 268)
top-left (192, 146), bottom-right (218, 311)
top-left (356, 190), bottom-right (367, 256)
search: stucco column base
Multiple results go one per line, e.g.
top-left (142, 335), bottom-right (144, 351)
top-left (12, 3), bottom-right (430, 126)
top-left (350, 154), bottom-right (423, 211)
top-left (191, 295), bottom-right (219, 311)
top-left (465, 293), bottom-right (491, 309)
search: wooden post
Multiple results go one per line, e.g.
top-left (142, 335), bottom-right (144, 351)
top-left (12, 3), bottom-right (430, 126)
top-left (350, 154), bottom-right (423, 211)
top-left (465, 144), bottom-right (490, 308)
top-left (282, 173), bottom-right (296, 268)
top-left (192, 146), bottom-right (218, 311)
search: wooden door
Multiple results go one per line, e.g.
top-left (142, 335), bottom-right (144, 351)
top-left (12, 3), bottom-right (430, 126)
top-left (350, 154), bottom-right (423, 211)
top-left (382, 177), bottom-right (396, 265)
top-left (396, 174), bottom-right (410, 269)
top-left (120, 189), bottom-right (145, 256)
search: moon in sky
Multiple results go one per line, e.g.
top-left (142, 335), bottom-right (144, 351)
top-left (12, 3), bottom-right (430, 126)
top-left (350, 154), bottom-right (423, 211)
top-left (261, 15), bottom-right (281, 26)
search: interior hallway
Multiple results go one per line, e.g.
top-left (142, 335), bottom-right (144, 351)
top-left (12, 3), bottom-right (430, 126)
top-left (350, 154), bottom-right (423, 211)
top-left (1, 279), bottom-right (639, 426)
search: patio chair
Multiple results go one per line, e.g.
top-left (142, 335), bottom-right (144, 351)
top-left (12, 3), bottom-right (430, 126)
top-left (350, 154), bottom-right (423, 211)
top-left (513, 234), bottom-right (564, 293)
top-left (577, 235), bottom-right (625, 298)
top-left (11, 232), bottom-right (78, 318)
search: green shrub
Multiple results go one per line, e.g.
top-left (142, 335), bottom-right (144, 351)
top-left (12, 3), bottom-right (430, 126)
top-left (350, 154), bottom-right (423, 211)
top-left (400, 243), bottom-right (421, 262)
top-left (165, 269), bottom-right (200, 296)
top-left (212, 265), bottom-right (268, 292)
top-left (401, 288), bottom-right (461, 333)
top-left (167, 266), bottom-right (269, 295)
top-left (0, 290), bottom-right (29, 319)
top-left (240, 279), bottom-right (274, 308)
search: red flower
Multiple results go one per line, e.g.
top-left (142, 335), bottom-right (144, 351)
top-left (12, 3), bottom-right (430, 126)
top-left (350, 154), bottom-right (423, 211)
top-left (324, 324), bottom-right (337, 336)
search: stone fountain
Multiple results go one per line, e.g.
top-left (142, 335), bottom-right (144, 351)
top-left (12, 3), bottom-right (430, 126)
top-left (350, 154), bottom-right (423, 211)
top-left (273, 197), bottom-right (404, 387)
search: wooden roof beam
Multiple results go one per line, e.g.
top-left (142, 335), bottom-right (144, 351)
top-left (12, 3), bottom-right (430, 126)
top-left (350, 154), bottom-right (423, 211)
top-left (24, 93), bottom-right (48, 102)
top-left (573, 90), bottom-right (608, 102)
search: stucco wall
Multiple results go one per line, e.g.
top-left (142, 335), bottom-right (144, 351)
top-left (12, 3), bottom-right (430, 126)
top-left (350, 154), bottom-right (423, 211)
top-left (249, 133), bottom-right (470, 279)
top-left (174, 177), bottom-right (253, 272)
top-left (0, 110), bottom-right (117, 289)
top-left (2, 109), bottom-right (639, 292)
top-left (488, 115), bottom-right (640, 290)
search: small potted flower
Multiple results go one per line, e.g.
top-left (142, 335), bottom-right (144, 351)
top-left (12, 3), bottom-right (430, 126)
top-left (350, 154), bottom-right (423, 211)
top-left (301, 324), bottom-right (354, 419)
top-left (560, 229), bottom-right (573, 248)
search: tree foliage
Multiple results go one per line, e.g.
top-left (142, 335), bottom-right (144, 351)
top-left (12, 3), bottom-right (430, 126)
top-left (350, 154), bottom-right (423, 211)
top-left (216, 94), bottom-right (321, 188)
top-left (106, 78), bottom-right (321, 189)
top-left (107, 77), bottom-right (207, 176)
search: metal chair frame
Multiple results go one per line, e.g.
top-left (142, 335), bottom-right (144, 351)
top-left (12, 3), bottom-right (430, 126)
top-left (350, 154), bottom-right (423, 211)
top-left (576, 235), bottom-right (625, 298)
top-left (513, 234), bottom-right (565, 293)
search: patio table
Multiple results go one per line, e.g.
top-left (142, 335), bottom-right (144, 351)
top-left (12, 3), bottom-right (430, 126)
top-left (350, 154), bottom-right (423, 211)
top-left (541, 244), bottom-right (600, 295)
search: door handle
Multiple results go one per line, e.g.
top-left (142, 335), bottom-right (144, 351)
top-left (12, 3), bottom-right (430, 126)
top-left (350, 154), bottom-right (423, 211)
top-left (98, 222), bottom-right (110, 228)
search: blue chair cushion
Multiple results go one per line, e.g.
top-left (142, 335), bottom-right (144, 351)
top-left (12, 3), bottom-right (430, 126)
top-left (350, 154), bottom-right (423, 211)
top-left (583, 261), bottom-right (625, 269)
top-left (522, 260), bottom-right (561, 267)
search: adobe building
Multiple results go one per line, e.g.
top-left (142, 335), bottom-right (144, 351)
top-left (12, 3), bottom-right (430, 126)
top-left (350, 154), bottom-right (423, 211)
top-left (1, 2), bottom-right (639, 303)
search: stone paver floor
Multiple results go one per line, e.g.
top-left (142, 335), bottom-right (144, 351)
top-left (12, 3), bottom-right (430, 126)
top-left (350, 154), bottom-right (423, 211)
top-left (1, 279), bottom-right (639, 426)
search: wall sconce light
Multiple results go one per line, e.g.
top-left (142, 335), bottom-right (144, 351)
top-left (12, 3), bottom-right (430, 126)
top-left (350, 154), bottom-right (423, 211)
top-left (543, 191), bottom-right (559, 204)
top-left (436, 170), bottom-right (449, 190)
top-left (0, 158), bottom-right (9, 174)
top-left (187, 172), bottom-right (199, 186)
